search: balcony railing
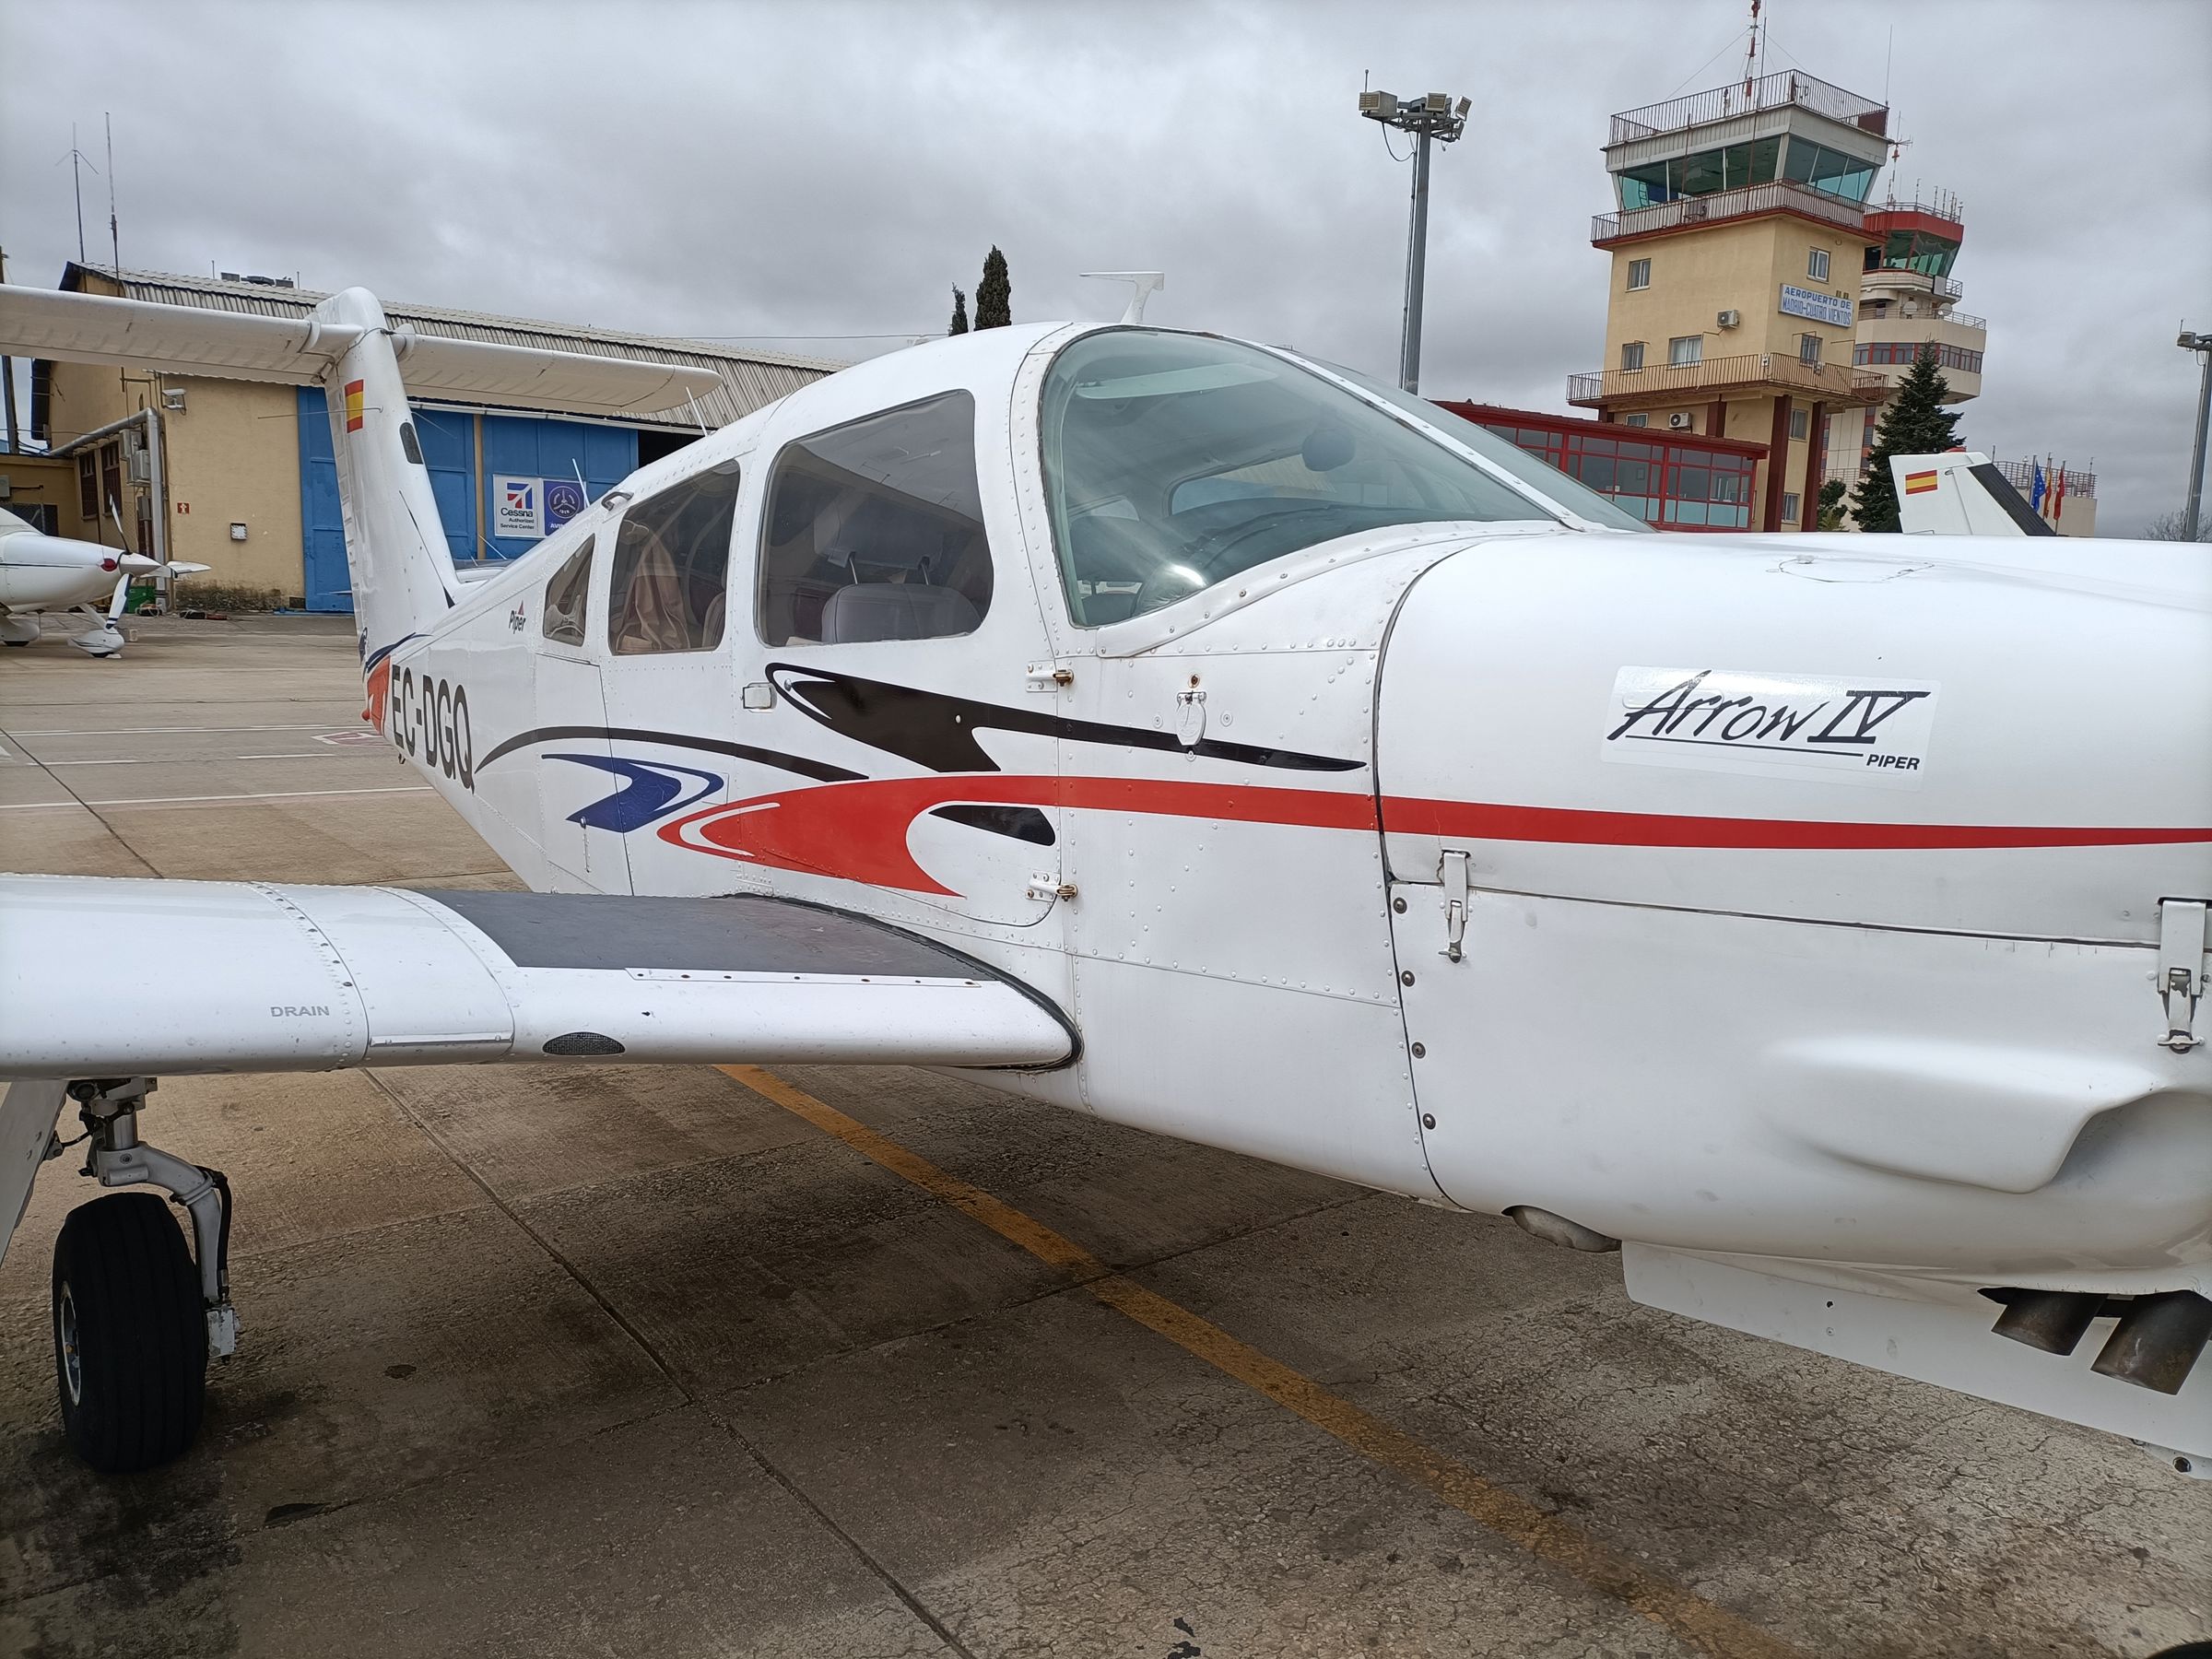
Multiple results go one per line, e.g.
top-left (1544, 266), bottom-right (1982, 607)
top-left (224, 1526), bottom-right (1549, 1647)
top-left (1610, 70), bottom-right (1888, 147)
top-left (1594, 179), bottom-right (1865, 245)
top-left (1861, 266), bottom-right (1965, 302)
top-left (1567, 353), bottom-right (1890, 409)
top-left (1996, 458), bottom-right (2096, 500)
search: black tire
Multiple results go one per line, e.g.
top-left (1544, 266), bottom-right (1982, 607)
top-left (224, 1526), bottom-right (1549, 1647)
top-left (52, 1193), bottom-right (206, 1473)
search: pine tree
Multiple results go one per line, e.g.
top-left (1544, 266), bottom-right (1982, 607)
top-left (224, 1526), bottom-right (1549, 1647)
top-left (1849, 345), bottom-right (1963, 534)
top-left (948, 287), bottom-right (969, 335)
top-left (1816, 477), bottom-right (1847, 531)
top-left (974, 246), bottom-right (1012, 329)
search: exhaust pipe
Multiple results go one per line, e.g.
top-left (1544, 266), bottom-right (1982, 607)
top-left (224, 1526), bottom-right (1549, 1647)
top-left (1990, 1288), bottom-right (2106, 1356)
top-left (2090, 1291), bottom-right (2212, 1395)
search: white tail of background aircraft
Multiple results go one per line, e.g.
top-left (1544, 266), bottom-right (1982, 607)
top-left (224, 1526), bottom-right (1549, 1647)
top-left (1893, 451), bottom-right (2061, 537)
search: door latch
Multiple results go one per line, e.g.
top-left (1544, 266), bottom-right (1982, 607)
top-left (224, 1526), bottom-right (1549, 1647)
top-left (2157, 899), bottom-right (2206, 1053)
top-left (1026, 875), bottom-right (1077, 902)
top-left (1026, 663), bottom-right (1075, 692)
top-left (1174, 686), bottom-right (1207, 747)
top-left (1440, 850), bottom-right (1469, 962)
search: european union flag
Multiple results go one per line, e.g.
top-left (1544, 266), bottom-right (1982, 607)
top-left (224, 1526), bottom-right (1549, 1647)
top-left (2030, 461), bottom-right (2046, 512)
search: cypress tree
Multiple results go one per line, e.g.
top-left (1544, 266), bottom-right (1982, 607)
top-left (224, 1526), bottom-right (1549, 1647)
top-left (1850, 345), bottom-right (1963, 534)
top-left (974, 246), bottom-right (1012, 329)
top-left (948, 287), bottom-right (969, 335)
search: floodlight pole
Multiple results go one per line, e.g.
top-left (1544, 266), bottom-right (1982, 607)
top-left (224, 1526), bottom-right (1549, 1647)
top-left (1359, 90), bottom-right (1469, 394)
top-left (2181, 329), bottom-right (2212, 543)
top-left (1402, 131), bottom-right (1433, 394)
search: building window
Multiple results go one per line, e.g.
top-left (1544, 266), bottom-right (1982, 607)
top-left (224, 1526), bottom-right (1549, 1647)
top-left (1807, 248), bottom-right (1830, 282)
top-left (1621, 412), bottom-right (1649, 428)
top-left (1626, 258), bottom-right (1651, 291)
top-left (1620, 341), bottom-right (1646, 371)
top-left (1668, 335), bottom-right (1703, 368)
top-left (1783, 491), bottom-right (1801, 522)
top-left (76, 453), bottom-right (98, 520)
top-left (761, 391), bottom-right (992, 645)
top-left (607, 463), bottom-right (739, 655)
top-left (1798, 334), bottom-right (1822, 366)
top-left (1789, 407), bottom-right (1810, 441)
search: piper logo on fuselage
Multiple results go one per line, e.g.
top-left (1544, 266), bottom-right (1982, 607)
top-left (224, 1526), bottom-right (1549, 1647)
top-left (1600, 666), bottom-right (1938, 790)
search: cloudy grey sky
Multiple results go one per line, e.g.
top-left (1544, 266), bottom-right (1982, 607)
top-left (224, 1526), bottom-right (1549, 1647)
top-left (3, 0), bottom-right (2206, 533)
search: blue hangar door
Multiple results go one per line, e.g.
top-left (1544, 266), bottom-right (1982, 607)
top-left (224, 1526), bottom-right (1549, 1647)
top-left (296, 394), bottom-right (637, 613)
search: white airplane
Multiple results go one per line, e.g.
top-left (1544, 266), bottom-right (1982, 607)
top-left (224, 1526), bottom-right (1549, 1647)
top-left (0, 280), bottom-right (2205, 1480)
top-left (0, 503), bottom-right (194, 656)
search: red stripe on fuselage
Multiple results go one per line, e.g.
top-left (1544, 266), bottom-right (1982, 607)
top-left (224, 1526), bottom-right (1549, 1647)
top-left (660, 774), bottom-right (1378, 894)
top-left (656, 773), bottom-right (2209, 897)
top-left (1382, 798), bottom-right (2212, 852)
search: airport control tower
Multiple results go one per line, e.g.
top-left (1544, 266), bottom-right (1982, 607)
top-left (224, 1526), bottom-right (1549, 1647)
top-left (1829, 194), bottom-right (1983, 478)
top-left (1568, 70), bottom-right (1892, 532)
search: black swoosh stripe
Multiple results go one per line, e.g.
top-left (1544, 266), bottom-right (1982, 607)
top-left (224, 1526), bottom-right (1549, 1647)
top-left (765, 663), bottom-right (1363, 774)
top-left (476, 725), bottom-right (862, 782)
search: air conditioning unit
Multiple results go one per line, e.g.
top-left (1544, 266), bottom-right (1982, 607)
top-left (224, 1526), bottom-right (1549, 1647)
top-left (1667, 413), bottom-right (1694, 430)
top-left (1716, 309), bottom-right (1742, 329)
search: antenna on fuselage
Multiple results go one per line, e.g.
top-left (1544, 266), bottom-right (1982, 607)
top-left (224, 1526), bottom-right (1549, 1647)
top-left (1080, 271), bottom-right (1166, 324)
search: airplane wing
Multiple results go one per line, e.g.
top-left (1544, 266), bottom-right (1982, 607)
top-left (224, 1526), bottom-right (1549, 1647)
top-left (0, 878), bottom-right (1074, 1265)
top-left (0, 877), bottom-right (1075, 1079)
top-left (0, 284), bottom-right (724, 419)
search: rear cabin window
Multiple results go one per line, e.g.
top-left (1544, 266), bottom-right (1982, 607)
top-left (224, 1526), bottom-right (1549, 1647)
top-left (759, 392), bottom-right (993, 646)
top-left (606, 464), bottom-right (739, 655)
top-left (541, 535), bottom-right (594, 648)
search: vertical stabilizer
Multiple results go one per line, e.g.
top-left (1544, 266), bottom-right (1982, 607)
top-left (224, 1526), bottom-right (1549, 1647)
top-left (1893, 452), bottom-right (2058, 536)
top-left (312, 288), bottom-right (458, 657)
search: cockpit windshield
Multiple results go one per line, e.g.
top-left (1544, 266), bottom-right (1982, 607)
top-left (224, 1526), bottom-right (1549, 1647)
top-left (1040, 329), bottom-right (1555, 626)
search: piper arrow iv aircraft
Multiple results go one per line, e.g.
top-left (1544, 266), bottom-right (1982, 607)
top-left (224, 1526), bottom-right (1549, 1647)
top-left (0, 280), bottom-right (2206, 1480)
top-left (0, 504), bottom-right (205, 657)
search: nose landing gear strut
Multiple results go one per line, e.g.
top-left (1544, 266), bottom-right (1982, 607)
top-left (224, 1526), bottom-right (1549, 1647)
top-left (47, 1077), bottom-right (236, 1472)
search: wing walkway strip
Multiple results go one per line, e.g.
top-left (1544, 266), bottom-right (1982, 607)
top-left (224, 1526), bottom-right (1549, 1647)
top-left (723, 1065), bottom-right (1805, 1659)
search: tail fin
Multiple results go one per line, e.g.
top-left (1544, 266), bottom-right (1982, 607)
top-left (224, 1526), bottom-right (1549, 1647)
top-left (314, 288), bottom-right (460, 648)
top-left (1892, 452), bottom-right (2059, 537)
top-left (0, 280), bottom-right (724, 665)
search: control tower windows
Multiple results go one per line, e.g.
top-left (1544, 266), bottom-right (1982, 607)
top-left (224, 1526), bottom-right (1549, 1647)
top-left (1617, 136), bottom-right (1781, 208)
top-left (1781, 138), bottom-right (1876, 203)
top-left (1807, 248), bottom-right (1830, 281)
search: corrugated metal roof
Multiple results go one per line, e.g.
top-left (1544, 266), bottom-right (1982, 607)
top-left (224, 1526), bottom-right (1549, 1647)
top-left (63, 263), bottom-right (841, 429)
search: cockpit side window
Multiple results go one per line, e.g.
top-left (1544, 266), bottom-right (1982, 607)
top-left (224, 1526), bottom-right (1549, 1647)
top-left (758, 392), bottom-right (993, 647)
top-left (1041, 330), bottom-right (1555, 627)
top-left (540, 535), bottom-right (594, 648)
top-left (606, 463), bottom-right (739, 656)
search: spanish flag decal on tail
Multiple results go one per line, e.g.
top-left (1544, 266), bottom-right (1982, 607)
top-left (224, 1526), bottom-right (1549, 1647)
top-left (1903, 469), bottom-right (1938, 495)
top-left (343, 379), bottom-right (366, 432)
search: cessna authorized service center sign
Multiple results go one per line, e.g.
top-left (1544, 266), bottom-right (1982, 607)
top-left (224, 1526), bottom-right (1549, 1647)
top-left (492, 476), bottom-right (591, 541)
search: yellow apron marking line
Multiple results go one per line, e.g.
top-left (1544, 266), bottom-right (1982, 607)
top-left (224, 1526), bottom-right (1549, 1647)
top-left (722, 1065), bottom-right (1804, 1659)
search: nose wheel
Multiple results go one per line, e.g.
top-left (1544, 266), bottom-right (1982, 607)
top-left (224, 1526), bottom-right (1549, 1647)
top-left (43, 1078), bottom-right (237, 1473)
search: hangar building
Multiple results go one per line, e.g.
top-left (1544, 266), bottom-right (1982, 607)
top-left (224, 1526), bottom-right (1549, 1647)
top-left (24, 265), bottom-right (836, 610)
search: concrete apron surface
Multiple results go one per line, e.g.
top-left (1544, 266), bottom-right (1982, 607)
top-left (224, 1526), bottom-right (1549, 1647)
top-left (0, 618), bottom-right (2205, 1659)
